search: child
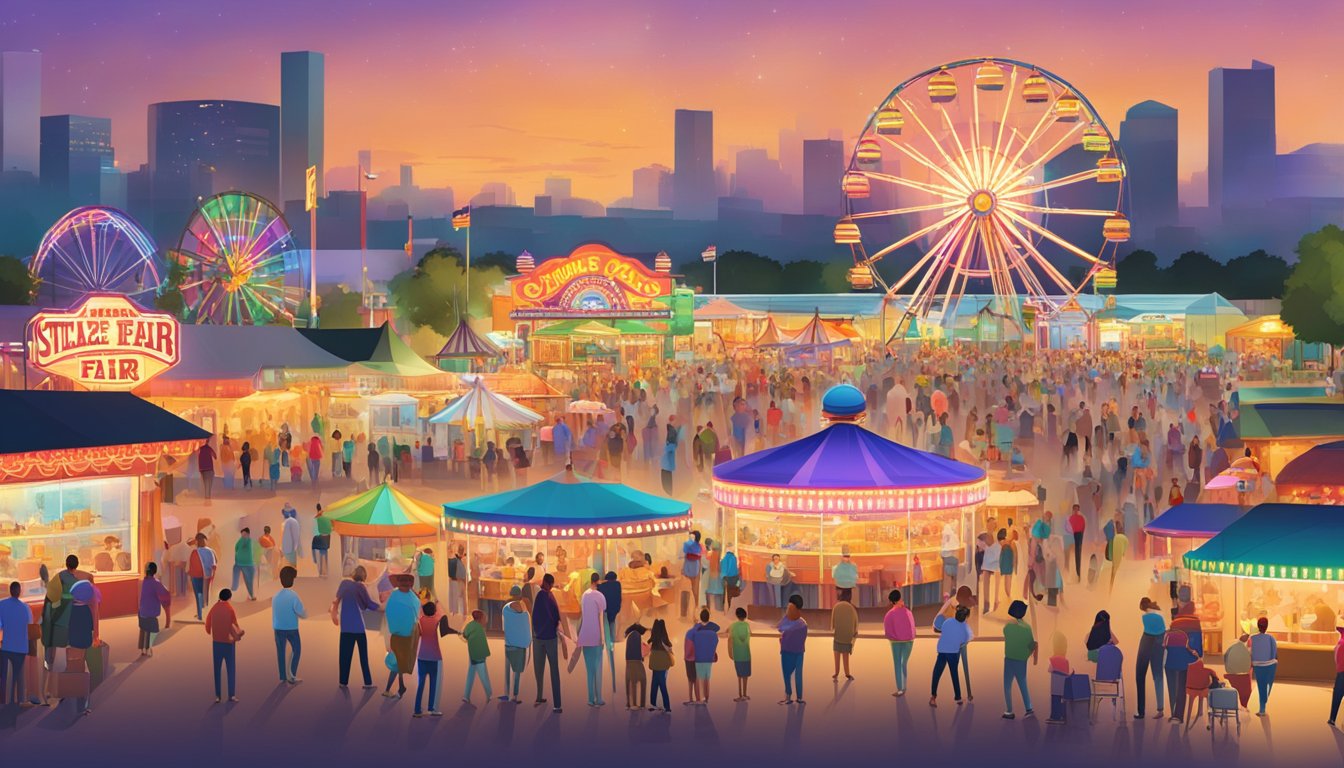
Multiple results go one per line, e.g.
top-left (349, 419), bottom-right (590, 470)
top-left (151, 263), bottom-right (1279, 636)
top-left (1047, 631), bottom-right (1072, 724)
top-left (204, 588), bottom-right (244, 703)
top-left (461, 609), bottom-right (493, 703)
top-left (728, 606), bottom-right (752, 702)
top-left (624, 623), bottom-right (649, 710)
top-left (647, 618), bottom-right (674, 713)
top-left (413, 601), bottom-right (443, 717)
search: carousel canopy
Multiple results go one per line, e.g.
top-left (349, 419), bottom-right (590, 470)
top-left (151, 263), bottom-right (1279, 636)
top-left (428, 377), bottom-right (543, 430)
top-left (712, 385), bottom-right (987, 514)
top-left (325, 482), bottom-right (442, 539)
top-left (1144, 503), bottom-right (1246, 539)
top-left (444, 469), bottom-right (692, 539)
top-left (436, 317), bottom-right (503, 360)
top-left (1273, 440), bottom-right (1344, 487)
top-left (1185, 503), bottom-right (1344, 582)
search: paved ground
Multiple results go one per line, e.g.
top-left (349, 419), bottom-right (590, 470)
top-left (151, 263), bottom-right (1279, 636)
top-left (3, 474), bottom-right (1343, 767)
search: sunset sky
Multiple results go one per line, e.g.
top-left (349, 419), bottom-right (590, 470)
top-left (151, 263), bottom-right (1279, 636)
top-left (3, 0), bottom-right (1341, 204)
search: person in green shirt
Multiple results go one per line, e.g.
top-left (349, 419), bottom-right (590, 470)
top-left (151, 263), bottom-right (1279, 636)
top-left (1002, 599), bottom-right (1037, 719)
top-left (313, 505), bottom-right (333, 578)
top-left (728, 606), bottom-right (752, 702)
top-left (461, 609), bottom-right (493, 703)
top-left (231, 527), bottom-right (258, 601)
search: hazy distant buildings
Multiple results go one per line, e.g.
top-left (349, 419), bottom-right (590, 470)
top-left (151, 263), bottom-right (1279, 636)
top-left (472, 182), bottom-right (516, 207)
top-left (544, 177), bottom-right (572, 203)
top-left (732, 148), bottom-right (791, 212)
top-left (1275, 143), bottom-right (1344, 200)
top-left (1118, 100), bottom-right (1178, 240)
top-left (40, 115), bottom-right (113, 207)
top-left (399, 164), bottom-right (413, 188)
top-left (280, 51), bottom-right (324, 204)
top-left (673, 109), bottom-right (715, 220)
top-left (533, 194), bottom-right (552, 217)
top-left (0, 51), bottom-right (41, 177)
top-left (802, 139), bottom-right (844, 217)
top-left (1209, 60), bottom-right (1276, 212)
top-left (632, 163), bottom-right (672, 209)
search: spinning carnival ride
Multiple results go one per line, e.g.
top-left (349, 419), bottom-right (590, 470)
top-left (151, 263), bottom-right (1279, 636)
top-left (837, 58), bottom-right (1127, 342)
top-left (27, 207), bottom-right (164, 307)
top-left (170, 192), bottom-right (303, 325)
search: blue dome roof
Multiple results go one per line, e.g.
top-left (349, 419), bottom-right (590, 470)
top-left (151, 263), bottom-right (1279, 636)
top-left (822, 384), bottom-right (866, 416)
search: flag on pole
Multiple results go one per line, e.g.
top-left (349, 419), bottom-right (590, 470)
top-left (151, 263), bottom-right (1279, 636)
top-left (452, 205), bottom-right (471, 230)
top-left (701, 245), bottom-right (717, 263)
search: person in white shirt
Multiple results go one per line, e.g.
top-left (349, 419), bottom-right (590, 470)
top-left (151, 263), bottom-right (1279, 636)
top-left (577, 573), bottom-right (608, 707)
top-left (280, 504), bottom-right (302, 569)
top-left (271, 566), bottom-right (307, 684)
top-left (982, 533), bottom-right (1002, 614)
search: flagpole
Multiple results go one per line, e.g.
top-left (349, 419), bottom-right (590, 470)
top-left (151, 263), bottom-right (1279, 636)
top-left (466, 222), bottom-right (471, 311)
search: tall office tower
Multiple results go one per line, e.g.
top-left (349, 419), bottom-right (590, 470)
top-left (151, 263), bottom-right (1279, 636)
top-left (280, 51), bottom-right (324, 204)
top-left (399, 164), bottom-right (413, 188)
top-left (41, 115), bottom-right (113, 206)
top-left (802, 139), bottom-right (844, 216)
top-left (1209, 60), bottom-right (1275, 211)
top-left (673, 108), bottom-right (715, 220)
top-left (632, 164), bottom-right (671, 209)
top-left (1118, 100), bottom-right (1178, 238)
top-left (533, 194), bottom-right (552, 217)
top-left (0, 51), bottom-right (41, 176)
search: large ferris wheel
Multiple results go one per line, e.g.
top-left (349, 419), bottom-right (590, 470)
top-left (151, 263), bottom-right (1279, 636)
top-left (837, 58), bottom-right (1128, 341)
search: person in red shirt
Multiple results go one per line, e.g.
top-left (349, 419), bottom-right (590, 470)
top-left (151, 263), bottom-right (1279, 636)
top-left (204, 588), bottom-right (245, 703)
top-left (766, 402), bottom-right (783, 446)
top-left (1067, 505), bottom-right (1086, 581)
top-left (307, 435), bottom-right (323, 487)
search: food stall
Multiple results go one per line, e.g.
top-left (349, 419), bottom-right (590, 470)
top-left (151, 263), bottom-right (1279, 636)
top-left (1184, 502), bottom-right (1344, 680)
top-left (444, 467), bottom-right (691, 629)
top-left (325, 482), bottom-right (442, 571)
top-left (1273, 440), bottom-right (1344, 503)
top-left (711, 384), bottom-right (988, 610)
top-left (0, 391), bottom-right (207, 617)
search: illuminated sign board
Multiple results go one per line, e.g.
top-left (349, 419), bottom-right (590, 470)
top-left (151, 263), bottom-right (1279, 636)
top-left (27, 294), bottom-right (181, 390)
top-left (510, 243), bottom-right (673, 320)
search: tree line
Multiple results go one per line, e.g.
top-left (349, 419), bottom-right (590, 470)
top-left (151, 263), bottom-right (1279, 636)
top-left (1115, 248), bottom-right (1290, 299)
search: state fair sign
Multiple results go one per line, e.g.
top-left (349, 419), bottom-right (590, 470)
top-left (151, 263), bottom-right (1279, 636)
top-left (27, 294), bottom-right (181, 390)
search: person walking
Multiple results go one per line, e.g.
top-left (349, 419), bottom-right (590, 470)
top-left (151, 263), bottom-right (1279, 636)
top-left (312, 505), bottom-right (332, 578)
top-left (445, 546), bottom-right (465, 614)
top-left (691, 607), bottom-right (721, 704)
top-left (307, 433), bottom-right (323, 486)
top-left (578, 573), bottom-right (608, 706)
top-left (1001, 599), bottom-right (1036, 719)
top-left (660, 420), bottom-right (678, 496)
top-left (137, 562), bottom-right (171, 657)
top-left (188, 533), bottom-right (217, 621)
top-left (531, 572), bottom-right (565, 713)
top-left (417, 547), bottom-right (440, 603)
top-left (383, 574), bottom-right (419, 699)
top-left (1135, 597), bottom-right (1166, 719)
top-left (0, 581), bottom-right (35, 705)
top-left (1067, 504), bottom-right (1086, 580)
top-left (1162, 625), bottom-right (1199, 723)
top-left (231, 527), bottom-right (257, 601)
top-left (728, 606), bottom-right (752, 702)
top-left (597, 570), bottom-right (621, 691)
top-left (931, 605), bottom-right (973, 707)
top-left (335, 565), bottom-right (381, 689)
top-left (831, 587), bottom-right (858, 681)
top-left (647, 618), bottom-right (674, 713)
top-left (1329, 626), bottom-right (1344, 727)
top-left (623, 622), bottom-right (649, 710)
top-left (272, 565), bottom-right (305, 684)
top-left (500, 585), bottom-right (530, 703)
top-left (280, 504), bottom-right (302, 570)
top-left (239, 440), bottom-right (253, 489)
top-left (680, 531), bottom-right (703, 618)
top-left (777, 594), bottom-right (808, 705)
top-left (204, 588), bottom-right (244, 703)
top-left (884, 588), bottom-right (916, 696)
top-left (198, 437), bottom-right (217, 502)
top-left (1249, 616), bottom-right (1278, 716)
top-left (460, 608), bottom-right (493, 703)
top-left (413, 601), bottom-right (444, 717)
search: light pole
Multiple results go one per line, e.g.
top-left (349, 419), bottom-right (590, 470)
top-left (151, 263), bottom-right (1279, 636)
top-left (358, 167), bottom-right (378, 327)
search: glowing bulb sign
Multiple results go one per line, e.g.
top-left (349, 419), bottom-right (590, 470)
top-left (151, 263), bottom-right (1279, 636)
top-left (27, 293), bottom-right (181, 390)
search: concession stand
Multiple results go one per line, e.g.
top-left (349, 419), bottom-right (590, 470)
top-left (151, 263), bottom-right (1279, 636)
top-left (711, 384), bottom-right (988, 610)
top-left (325, 482), bottom-right (442, 568)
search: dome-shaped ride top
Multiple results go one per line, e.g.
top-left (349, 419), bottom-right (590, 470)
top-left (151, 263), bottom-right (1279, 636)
top-left (822, 383), bottom-right (866, 418)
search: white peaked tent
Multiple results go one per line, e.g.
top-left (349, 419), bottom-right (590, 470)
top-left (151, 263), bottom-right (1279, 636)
top-left (429, 376), bottom-right (544, 432)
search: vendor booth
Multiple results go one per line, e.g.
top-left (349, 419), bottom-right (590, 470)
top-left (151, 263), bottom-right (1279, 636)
top-left (1270, 439), bottom-right (1344, 504)
top-left (325, 482), bottom-right (442, 568)
top-left (428, 377), bottom-right (543, 473)
top-left (711, 384), bottom-right (988, 610)
top-left (444, 468), bottom-right (691, 629)
top-left (1237, 401), bottom-right (1344, 480)
top-left (1144, 502), bottom-right (1247, 625)
top-left (1185, 503), bottom-right (1344, 680)
top-left (0, 391), bottom-right (207, 617)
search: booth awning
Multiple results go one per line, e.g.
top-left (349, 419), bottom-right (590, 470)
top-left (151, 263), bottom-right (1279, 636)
top-left (325, 482), bottom-right (442, 538)
top-left (985, 489), bottom-right (1041, 508)
top-left (1184, 503), bottom-right (1344, 581)
top-left (1237, 401), bottom-right (1344, 440)
top-left (0, 391), bottom-right (209, 454)
top-left (444, 469), bottom-right (691, 538)
top-left (1274, 440), bottom-right (1344, 487)
top-left (1144, 503), bottom-right (1246, 539)
top-left (428, 377), bottom-right (543, 431)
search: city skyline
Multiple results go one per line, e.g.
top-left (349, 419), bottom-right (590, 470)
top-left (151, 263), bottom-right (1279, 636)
top-left (3, 0), bottom-right (1343, 205)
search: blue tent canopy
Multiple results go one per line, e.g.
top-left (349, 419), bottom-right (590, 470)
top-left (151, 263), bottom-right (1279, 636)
top-left (444, 469), bottom-right (691, 538)
top-left (1143, 503), bottom-right (1246, 539)
top-left (713, 422), bottom-right (984, 490)
top-left (1185, 503), bottom-right (1344, 582)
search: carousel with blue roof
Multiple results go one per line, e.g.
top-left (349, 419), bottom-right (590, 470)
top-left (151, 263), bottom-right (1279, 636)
top-left (712, 384), bottom-right (988, 609)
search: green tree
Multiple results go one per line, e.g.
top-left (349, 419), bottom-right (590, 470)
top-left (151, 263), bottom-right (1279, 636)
top-left (472, 250), bottom-right (519, 275)
top-left (1166, 251), bottom-right (1226, 295)
top-left (388, 247), bottom-right (506, 336)
top-left (317, 285), bottom-right (365, 328)
top-left (1281, 225), bottom-right (1344, 345)
top-left (0, 255), bottom-right (36, 304)
top-left (154, 257), bottom-right (188, 317)
top-left (1222, 249), bottom-right (1289, 299)
top-left (679, 250), bottom-right (784, 293)
top-left (1115, 249), bottom-right (1162, 293)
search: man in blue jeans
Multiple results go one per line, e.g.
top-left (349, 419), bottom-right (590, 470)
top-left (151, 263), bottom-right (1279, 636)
top-left (531, 573), bottom-right (565, 713)
top-left (271, 566), bottom-right (305, 684)
top-left (1001, 600), bottom-right (1036, 719)
top-left (0, 580), bottom-right (35, 704)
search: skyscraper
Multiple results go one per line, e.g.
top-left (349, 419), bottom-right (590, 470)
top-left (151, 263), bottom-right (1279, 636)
top-left (0, 51), bottom-right (41, 176)
top-left (399, 164), bottom-right (413, 188)
top-left (40, 115), bottom-right (114, 207)
top-left (802, 139), bottom-right (844, 217)
top-left (280, 51), bottom-right (324, 205)
top-left (1118, 100), bottom-right (1178, 239)
top-left (1208, 60), bottom-right (1275, 211)
top-left (673, 109), bottom-right (714, 220)
top-left (544, 177), bottom-right (572, 202)
top-left (632, 164), bottom-right (671, 209)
